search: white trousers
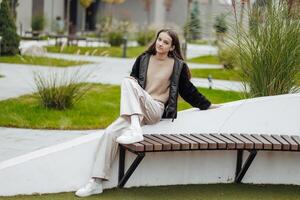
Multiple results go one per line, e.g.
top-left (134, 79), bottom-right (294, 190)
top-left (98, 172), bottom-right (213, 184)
top-left (91, 77), bottom-right (165, 179)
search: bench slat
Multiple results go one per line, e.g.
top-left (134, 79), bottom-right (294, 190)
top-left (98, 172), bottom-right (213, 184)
top-left (201, 134), bottom-right (226, 149)
top-left (174, 134), bottom-right (199, 149)
top-left (152, 134), bottom-right (180, 150)
top-left (182, 134), bottom-right (209, 149)
top-left (261, 134), bottom-right (282, 150)
top-left (124, 143), bottom-right (144, 152)
top-left (241, 134), bottom-right (263, 149)
top-left (221, 134), bottom-right (244, 149)
top-left (291, 136), bottom-right (300, 149)
top-left (211, 133), bottom-right (236, 149)
top-left (144, 135), bottom-right (171, 151)
top-left (281, 135), bottom-right (299, 151)
top-left (251, 134), bottom-right (272, 150)
top-left (231, 134), bottom-right (254, 149)
top-left (139, 141), bottom-right (154, 152)
top-left (271, 135), bottom-right (290, 151)
top-left (191, 134), bottom-right (217, 149)
top-left (162, 134), bottom-right (190, 150)
top-left (143, 137), bottom-right (163, 151)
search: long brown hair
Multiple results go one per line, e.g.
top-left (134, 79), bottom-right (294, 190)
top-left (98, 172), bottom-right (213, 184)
top-left (144, 29), bottom-right (191, 79)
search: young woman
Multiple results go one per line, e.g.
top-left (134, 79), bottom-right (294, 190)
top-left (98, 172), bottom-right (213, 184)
top-left (75, 29), bottom-right (216, 197)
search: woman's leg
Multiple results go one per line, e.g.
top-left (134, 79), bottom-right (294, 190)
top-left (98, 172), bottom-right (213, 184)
top-left (76, 117), bottom-right (130, 197)
top-left (117, 77), bottom-right (165, 144)
top-left (91, 116), bottom-right (130, 179)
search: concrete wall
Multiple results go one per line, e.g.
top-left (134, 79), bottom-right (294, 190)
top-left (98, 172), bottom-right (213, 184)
top-left (16, 0), bottom-right (64, 34)
top-left (16, 0), bottom-right (33, 34)
top-left (98, 0), bottom-right (188, 30)
top-left (44, 0), bottom-right (65, 32)
top-left (0, 94), bottom-right (300, 196)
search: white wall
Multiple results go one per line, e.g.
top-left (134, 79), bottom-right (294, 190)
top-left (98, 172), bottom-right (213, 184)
top-left (44, 0), bottom-right (65, 33)
top-left (0, 94), bottom-right (299, 196)
top-left (16, 0), bottom-right (33, 34)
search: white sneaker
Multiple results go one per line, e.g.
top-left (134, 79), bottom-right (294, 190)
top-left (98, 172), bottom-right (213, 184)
top-left (116, 127), bottom-right (143, 144)
top-left (75, 178), bottom-right (103, 197)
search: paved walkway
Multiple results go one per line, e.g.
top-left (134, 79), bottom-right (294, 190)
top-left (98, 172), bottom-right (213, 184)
top-left (0, 127), bottom-right (96, 162)
top-left (0, 53), bottom-right (240, 100)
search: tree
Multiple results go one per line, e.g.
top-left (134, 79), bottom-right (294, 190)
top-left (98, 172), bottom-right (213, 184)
top-left (187, 0), bottom-right (201, 41)
top-left (0, 0), bottom-right (20, 55)
top-left (213, 13), bottom-right (227, 42)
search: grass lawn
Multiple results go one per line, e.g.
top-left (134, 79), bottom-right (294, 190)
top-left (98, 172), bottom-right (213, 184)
top-left (0, 55), bottom-right (89, 67)
top-left (188, 40), bottom-right (213, 45)
top-left (191, 68), bottom-right (300, 85)
top-left (1, 184), bottom-right (300, 200)
top-left (46, 46), bottom-right (146, 58)
top-left (187, 55), bottom-right (220, 65)
top-left (191, 68), bottom-right (241, 81)
top-left (0, 84), bottom-right (243, 130)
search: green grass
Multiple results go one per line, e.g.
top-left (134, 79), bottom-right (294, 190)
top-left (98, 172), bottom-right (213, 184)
top-left (191, 68), bottom-right (300, 85)
top-left (191, 68), bottom-right (241, 81)
top-left (0, 84), bottom-right (243, 130)
top-left (46, 46), bottom-right (146, 58)
top-left (188, 40), bottom-right (212, 45)
top-left (188, 55), bottom-right (220, 64)
top-left (0, 55), bottom-right (89, 67)
top-left (1, 184), bottom-right (300, 200)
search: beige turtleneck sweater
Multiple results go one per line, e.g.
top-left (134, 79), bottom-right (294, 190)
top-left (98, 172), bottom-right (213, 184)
top-left (145, 56), bottom-right (175, 104)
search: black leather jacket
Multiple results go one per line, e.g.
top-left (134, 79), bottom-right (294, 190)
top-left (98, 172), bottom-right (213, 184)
top-left (130, 53), bottom-right (211, 121)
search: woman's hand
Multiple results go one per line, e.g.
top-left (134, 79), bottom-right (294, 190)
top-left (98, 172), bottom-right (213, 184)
top-left (208, 104), bottom-right (222, 109)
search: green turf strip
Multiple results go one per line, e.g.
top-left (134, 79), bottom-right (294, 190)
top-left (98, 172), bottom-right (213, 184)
top-left (187, 55), bottom-right (220, 65)
top-left (0, 55), bottom-right (89, 67)
top-left (191, 68), bottom-right (241, 81)
top-left (1, 184), bottom-right (300, 200)
top-left (0, 84), bottom-right (243, 130)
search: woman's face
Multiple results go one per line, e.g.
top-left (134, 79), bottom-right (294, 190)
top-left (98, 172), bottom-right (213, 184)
top-left (155, 32), bottom-right (174, 54)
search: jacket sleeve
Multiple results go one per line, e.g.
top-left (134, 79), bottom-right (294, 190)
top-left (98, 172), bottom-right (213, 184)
top-left (130, 54), bottom-right (142, 79)
top-left (178, 63), bottom-right (211, 110)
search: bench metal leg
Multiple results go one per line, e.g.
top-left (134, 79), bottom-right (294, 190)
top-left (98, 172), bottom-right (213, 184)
top-left (235, 150), bottom-right (243, 177)
top-left (118, 146), bottom-right (145, 188)
top-left (118, 145), bottom-right (126, 183)
top-left (235, 150), bottom-right (257, 183)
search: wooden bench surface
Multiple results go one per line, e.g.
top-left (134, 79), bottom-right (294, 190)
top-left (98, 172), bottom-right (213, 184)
top-left (123, 134), bottom-right (300, 152)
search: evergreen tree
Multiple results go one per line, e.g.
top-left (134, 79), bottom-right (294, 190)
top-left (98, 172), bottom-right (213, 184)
top-left (188, 0), bottom-right (201, 41)
top-left (0, 0), bottom-right (20, 55)
top-left (213, 13), bottom-right (227, 43)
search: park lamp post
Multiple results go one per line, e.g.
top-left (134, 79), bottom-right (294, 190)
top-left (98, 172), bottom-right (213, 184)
top-left (122, 35), bottom-right (128, 58)
top-left (0, 36), bottom-right (2, 56)
top-left (208, 74), bottom-right (213, 89)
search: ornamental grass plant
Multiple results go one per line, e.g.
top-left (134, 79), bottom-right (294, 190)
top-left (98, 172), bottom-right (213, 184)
top-left (231, 1), bottom-right (300, 97)
top-left (33, 68), bottom-right (92, 110)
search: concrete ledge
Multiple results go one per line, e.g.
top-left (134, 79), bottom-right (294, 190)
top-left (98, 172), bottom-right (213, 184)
top-left (0, 94), bottom-right (299, 196)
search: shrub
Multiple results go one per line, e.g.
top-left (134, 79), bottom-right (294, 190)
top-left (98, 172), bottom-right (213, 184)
top-left (31, 15), bottom-right (45, 31)
top-left (218, 46), bottom-right (238, 70)
top-left (0, 0), bottom-right (20, 55)
top-left (33, 69), bottom-right (92, 110)
top-left (231, 1), bottom-right (300, 97)
top-left (107, 30), bottom-right (124, 47)
top-left (136, 29), bottom-right (156, 46)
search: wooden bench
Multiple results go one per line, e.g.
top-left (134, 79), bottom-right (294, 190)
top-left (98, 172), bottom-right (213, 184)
top-left (118, 133), bottom-right (300, 187)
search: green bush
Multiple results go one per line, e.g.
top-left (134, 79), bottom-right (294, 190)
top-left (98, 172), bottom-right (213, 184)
top-left (218, 46), bottom-right (237, 70)
top-left (136, 29), bottom-right (156, 46)
top-left (33, 69), bottom-right (91, 110)
top-left (31, 15), bottom-right (45, 31)
top-left (0, 0), bottom-right (20, 55)
top-left (232, 2), bottom-right (300, 97)
top-left (107, 31), bottom-right (124, 47)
